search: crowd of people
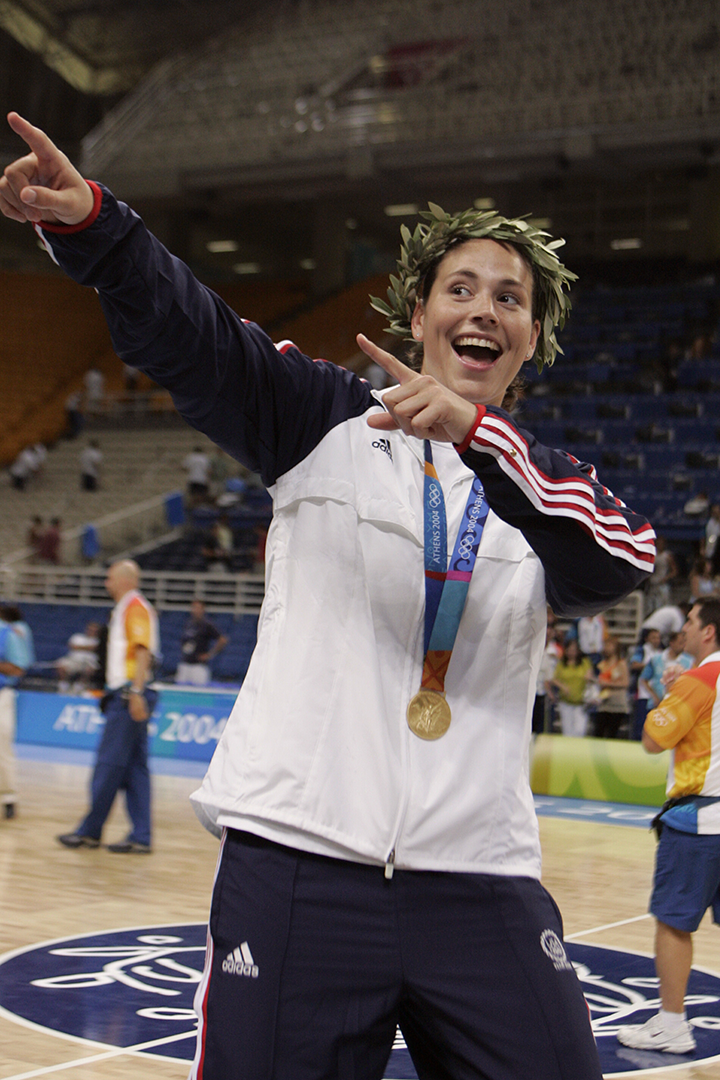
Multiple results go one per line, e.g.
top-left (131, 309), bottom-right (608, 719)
top-left (26, 514), bottom-right (61, 564)
top-left (8, 441), bottom-right (46, 491)
top-left (534, 601), bottom-right (699, 741)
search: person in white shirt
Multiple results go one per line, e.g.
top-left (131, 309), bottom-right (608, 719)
top-left (642, 603), bottom-right (689, 643)
top-left (80, 439), bottom-right (103, 491)
top-left (183, 446), bottom-right (211, 505)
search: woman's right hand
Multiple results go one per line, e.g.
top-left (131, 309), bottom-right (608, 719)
top-left (0, 112), bottom-right (94, 226)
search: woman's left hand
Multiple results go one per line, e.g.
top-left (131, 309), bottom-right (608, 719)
top-left (357, 334), bottom-right (478, 445)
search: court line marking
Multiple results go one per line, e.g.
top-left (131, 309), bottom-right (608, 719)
top-left (565, 913), bottom-right (651, 940)
top-left (3, 1029), bottom-right (195, 1079)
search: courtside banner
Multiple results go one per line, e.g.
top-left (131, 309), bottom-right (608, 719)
top-left (15, 687), bottom-right (237, 762)
top-left (530, 733), bottom-right (668, 807)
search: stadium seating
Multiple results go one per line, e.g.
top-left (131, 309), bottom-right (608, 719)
top-left (19, 601), bottom-right (258, 684)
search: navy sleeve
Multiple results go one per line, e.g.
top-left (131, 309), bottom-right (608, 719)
top-left (36, 186), bottom-right (374, 487)
top-left (457, 405), bottom-right (655, 617)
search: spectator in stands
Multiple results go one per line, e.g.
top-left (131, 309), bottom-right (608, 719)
top-left (689, 555), bottom-right (718, 603)
top-left (38, 517), bottom-right (61, 564)
top-left (8, 445), bottom-right (37, 490)
top-left (0, 604), bottom-right (31, 819)
top-left (547, 639), bottom-right (594, 737)
top-left (64, 389), bottom-right (83, 438)
top-left (645, 536), bottom-right (678, 614)
top-left (683, 489), bottom-right (710, 519)
top-left (630, 627), bottom-right (663, 738)
top-left (202, 516), bottom-right (234, 572)
top-left (592, 636), bottom-right (630, 739)
top-left (176, 600), bottom-right (228, 686)
top-left (639, 630), bottom-right (693, 710)
top-left (642, 602), bottom-right (690, 645)
top-left (83, 365), bottom-right (105, 412)
top-left (576, 612), bottom-right (606, 669)
top-left (27, 515), bottom-right (44, 562)
top-left (55, 621), bottom-right (101, 694)
top-left (183, 445), bottom-right (211, 506)
top-left (79, 438), bottom-right (103, 491)
top-left (705, 503), bottom-right (720, 575)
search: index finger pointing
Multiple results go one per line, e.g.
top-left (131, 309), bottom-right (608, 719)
top-left (356, 334), bottom-right (416, 385)
top-left (7, 112), bottom-right (60, 162)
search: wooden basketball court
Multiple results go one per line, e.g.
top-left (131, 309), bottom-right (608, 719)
top-left (3, 754), bottom-right (720, 1080)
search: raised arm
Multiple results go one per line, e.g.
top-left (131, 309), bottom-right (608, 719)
top-left (2, 115), bottom-right (374, 486)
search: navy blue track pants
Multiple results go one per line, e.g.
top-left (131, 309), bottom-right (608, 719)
top-left (77, 689), bottom-right (156, 845)
top-left (191, 829), bottom-right (601, 1080)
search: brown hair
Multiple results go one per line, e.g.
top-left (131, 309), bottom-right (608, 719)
top-left (695, 596), bottom-right (720, 645)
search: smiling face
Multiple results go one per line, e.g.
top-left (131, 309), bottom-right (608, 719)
top-left (411, 238), bottom-right (541, 407)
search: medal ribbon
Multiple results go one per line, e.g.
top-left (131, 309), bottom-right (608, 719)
top-left (421, 441), bottom-right (488, 693)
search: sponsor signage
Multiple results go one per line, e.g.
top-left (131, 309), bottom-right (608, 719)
top-left (2, 926), bottom-right (720, 1075)
top-left (15, 687), bottom-right (238, 763)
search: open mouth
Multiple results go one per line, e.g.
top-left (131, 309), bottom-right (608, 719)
top-left (452, 336), bottom-right (502, 364)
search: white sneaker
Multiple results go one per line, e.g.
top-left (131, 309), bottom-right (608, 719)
top-left (617, 1013), bottom-right (696, 1053)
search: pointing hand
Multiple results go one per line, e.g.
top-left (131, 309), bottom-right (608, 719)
top-left (0, 112), bottom-right (94, 226)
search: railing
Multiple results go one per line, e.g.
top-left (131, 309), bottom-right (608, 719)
top-left (0, 566), bottom-right (266, 615)
top-left (1, 493), bottom-right (183, 568)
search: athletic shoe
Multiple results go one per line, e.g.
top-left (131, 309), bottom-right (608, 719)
top-left (617, 1014), bottom-right (696, 1053)
top-left (3, 802), bottom-right (16, 820)
top-left (57, 832), bottom-right (100, 849)
top-left (107, 840), bottom-right (152, 854)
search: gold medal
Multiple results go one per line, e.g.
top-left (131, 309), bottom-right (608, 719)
top-left (407, 689), bottom-right (452, 740)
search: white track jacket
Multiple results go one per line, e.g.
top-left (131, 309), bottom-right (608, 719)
top-left (36, 185), bottom-right (655, 877)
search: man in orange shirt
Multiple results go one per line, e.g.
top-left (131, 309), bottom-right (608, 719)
top-left (57, 560), bottom-right (159, 853)
top-left (618, 596), bottom-right (720, 1054)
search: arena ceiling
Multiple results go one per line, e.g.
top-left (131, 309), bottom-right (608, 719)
top-left (1, 0), bottom-right (720, 292)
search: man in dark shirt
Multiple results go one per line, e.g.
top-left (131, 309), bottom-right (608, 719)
top-left (176, 600), bottom-right (228, 685)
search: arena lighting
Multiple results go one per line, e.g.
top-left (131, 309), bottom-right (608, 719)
top-left (384, 203), bottom-right (419, 217)
top-left (206, 240), bottom-right (238, 253)
top-left (610, 237), bottom-right (643, 250)
top-left (232, 262), bottom-right (261, 274)
top-left (300, 258), bottom-right (316, 270)
top-left (473, 197), bottom-right (496, 210)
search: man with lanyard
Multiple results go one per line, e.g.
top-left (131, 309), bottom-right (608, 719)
top-left (638, 629), bottom-right (693, 710)
top-left (176, 599), bottom-right (228, 686)
top-left (618, 596), bottom-right (720, 1054)
top-left (0, 609), bottom-right (30, 820)
top-left (1, 114), bottom-right (656, 1080)
top-left (57, 560), bottom-right (159, 853)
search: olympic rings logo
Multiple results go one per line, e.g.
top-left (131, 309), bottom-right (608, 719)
top-left (428, 484), bottom-right (443, 509)
top-left (457, 533), bottom-right (477, 562)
